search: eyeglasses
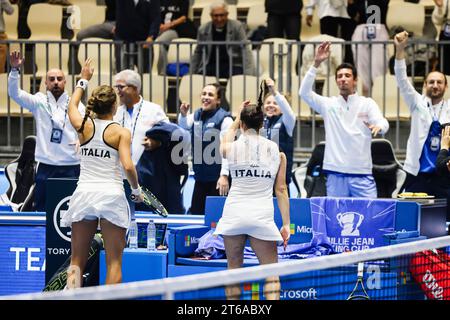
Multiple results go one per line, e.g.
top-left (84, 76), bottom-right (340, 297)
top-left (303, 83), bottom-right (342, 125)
top-left (114, 84), bottom-right (129, 91)
top-left (211, 13), bottom-right (228, 18)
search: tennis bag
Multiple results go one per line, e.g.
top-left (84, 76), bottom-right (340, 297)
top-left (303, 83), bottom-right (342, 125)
top-left (409, 249), bottom-right (450, 300)
top-left (43, 233), bottom-right (104, 291)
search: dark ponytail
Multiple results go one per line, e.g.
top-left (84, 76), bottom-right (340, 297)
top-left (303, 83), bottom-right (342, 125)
top-left (240, 80), bottom-right (266, 131)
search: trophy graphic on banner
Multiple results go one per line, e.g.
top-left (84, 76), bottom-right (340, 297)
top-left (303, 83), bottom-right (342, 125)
top-left (336, 212), bottom-right (364, 236)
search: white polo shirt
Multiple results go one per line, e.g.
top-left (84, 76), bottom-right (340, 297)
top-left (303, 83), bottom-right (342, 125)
top-left (8, 70), bottom-right (84, 166)
top-left (299, 66), bottom-right (389, 175)
top-left (114, 96), bottom-right (169, 165)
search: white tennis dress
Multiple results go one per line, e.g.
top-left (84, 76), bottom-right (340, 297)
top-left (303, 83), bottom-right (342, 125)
top-left (214, 133), bottom-right (282, 241)
top-left (61, 119), bottom-right (130, 229)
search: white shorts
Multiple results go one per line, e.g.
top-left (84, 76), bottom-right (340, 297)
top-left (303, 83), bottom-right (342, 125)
top-left (61, 186), bottom-right (131, 229)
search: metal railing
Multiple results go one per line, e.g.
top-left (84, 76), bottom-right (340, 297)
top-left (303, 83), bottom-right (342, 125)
top-left (0, 38), bottom-right (448, 160)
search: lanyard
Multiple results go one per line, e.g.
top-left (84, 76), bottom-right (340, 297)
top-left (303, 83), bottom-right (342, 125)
top-left (428, 100), bottom-right (445, 122)
top-left (47, 94), bottom-right (69, 130)
top-left (122, 98), bottom-right (143, 143)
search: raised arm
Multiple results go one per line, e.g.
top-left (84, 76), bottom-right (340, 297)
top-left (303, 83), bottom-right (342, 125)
top-left (68, 58), bottom-right (94, 133)
top-left (393, 31), bottom-right (422, 112)
top-left (220, 100), bottom-right (249, 159)
top-left (266, 78), bottom-right (296, 136)
top-left (8, 51), bottom-right (41, 111)
top-left (299, 41), bottom-right (333, 115)
top-left (275, 152), bottom-right (290, 249)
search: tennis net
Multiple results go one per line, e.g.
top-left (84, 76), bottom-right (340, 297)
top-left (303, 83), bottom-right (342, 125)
top-left (4, 235), bottom-right (450, 300)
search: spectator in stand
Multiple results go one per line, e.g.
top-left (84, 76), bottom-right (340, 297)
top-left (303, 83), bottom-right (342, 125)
top-left (306, 0), bottom-right (356, 64)
top-left (114, 0), bottom-right (161, 72)
top-left (347, 0), bottom-right (390, 96)
top-left (0, 0), bottom-right (15, 73)
top-left (70, 0), bottom-right (115, 74)
top-left (265, 0), bottom-right (303, 41)
top-left (190, 1), bottom-right (255, 79)
top-left (156, 0), bottom-right (197, 75)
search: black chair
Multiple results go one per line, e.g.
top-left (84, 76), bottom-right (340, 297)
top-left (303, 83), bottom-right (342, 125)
top-left (371, 138), bottom-right (407, 198)
top-left (293, 139), bottom-right (406, 199)
top-left (4, 136), bottom-right (37, 211)
top-left (292, 141), bottom-right (327, 198)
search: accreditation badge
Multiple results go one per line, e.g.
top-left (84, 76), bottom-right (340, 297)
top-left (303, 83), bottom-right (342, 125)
top-left (430, 136), bottom-right (440, 152)
top-left (50, 128), bottom-right (63, 144)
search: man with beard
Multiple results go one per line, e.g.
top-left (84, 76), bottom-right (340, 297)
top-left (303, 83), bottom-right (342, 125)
top-left (8, 51), bottom-right (84, 211)
top-left (299, 41), bottom-right (389, 198)
top-left (394, 31), bottom-right (450, 197)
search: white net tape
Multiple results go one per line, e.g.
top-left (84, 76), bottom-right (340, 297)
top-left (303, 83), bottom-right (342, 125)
top-left (4, 235), bottom-right (450, 300)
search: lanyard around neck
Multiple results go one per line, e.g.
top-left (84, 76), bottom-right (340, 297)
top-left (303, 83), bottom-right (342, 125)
top-left (429, 100), bottom-right (445, 122)
top-left (122, 98), bottom-right (143, 142)
top-left (47, 93), bottom-right (69, 130)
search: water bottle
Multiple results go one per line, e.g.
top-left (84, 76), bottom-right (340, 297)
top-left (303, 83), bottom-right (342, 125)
top-left (128, 220), bottom-right (138, 249)
top-left (147, 219), bottom-right (156, 251)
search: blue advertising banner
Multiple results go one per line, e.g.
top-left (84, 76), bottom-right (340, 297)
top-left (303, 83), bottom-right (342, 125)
top-left (310, 197), bottom-right (396, 252)
top-left (0, 225), bottom-right (46, 295)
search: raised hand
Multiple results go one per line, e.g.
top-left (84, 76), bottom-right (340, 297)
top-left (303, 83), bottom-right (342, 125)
top-left (313, 41), bottom-right (331, 68)
top-left (180, 102), bottom-right (190, 116)
top-left (433, 0), bottom-right (443, 7)
top-left (81, 58), bottom-right (94, 81)
top-left (9, 51), bottom-right (24, 69)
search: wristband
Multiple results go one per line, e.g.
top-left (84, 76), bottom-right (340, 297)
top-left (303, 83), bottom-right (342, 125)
top-left (131, 186), bottom-right (142, 195)
top-left (76, 79), bottom-right (88, 91)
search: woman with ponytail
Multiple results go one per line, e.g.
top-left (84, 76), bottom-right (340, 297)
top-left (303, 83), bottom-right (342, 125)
top-left (62, 58), bottom-right (143, 288)
top-left (260, 78), bottom-right (296, 189)
top-left (213, 98), bottom-right (291, 300)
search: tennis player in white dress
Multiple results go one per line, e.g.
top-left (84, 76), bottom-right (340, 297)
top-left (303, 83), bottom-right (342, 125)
top-left (63, 58), bottom-right (143, 288)
top-left (214, 96), bottom-right (291, 300)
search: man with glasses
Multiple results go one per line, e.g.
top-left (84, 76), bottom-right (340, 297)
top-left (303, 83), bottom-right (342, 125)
top-left (190, 1), bottom-right (255, 79)
top-left (8, 51), bottom-right (85, 211)
top-left (113, 69), bottom-right (170, 215)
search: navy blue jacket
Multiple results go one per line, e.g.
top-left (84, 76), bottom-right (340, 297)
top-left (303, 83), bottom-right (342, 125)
top-left (136, 122), bottom-right (189, 214)
top-left (191, 107), bottom-right (231, 182)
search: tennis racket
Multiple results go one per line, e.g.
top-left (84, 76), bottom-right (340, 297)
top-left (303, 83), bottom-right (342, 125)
top-left (139, 187), bottom-right (169, 217)
top-left (347, 262), bottom-right (370, 300)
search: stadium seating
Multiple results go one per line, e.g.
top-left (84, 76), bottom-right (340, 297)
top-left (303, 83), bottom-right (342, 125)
top-left (4, 4), bottom-right (18, 40)
top-left (225, 74), bottom-right (260, 116)
top-left (257, 37), bottom-right (298, 78)
top-left (27, 3), bottom-right (64, 40)
top-left (245, 3), bottom-right (267, 31)
top-left (386, 1), bottom-right (425, 37)
top-left (178, 74), bottom-right (217, 113)
top-left (141, 73), bottom-right (169, 110)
